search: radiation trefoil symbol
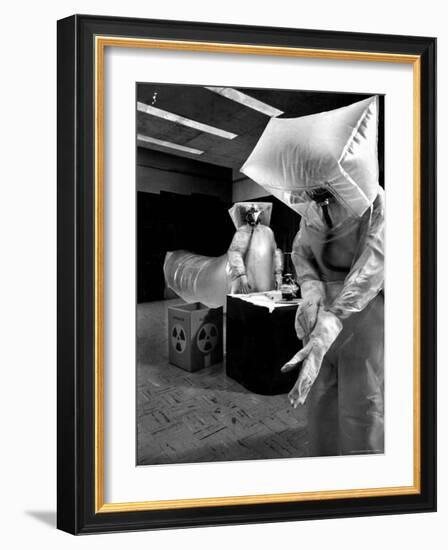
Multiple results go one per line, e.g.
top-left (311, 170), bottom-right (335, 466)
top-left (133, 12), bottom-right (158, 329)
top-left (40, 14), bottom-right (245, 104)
top-left (197, 323), bottom-right (218, 353)
top-left (171, 324), bottom-right (187, 354)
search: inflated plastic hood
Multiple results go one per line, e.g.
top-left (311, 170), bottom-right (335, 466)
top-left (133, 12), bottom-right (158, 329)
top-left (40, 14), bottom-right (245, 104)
top-left (240, 96), bottom-right (379, 218)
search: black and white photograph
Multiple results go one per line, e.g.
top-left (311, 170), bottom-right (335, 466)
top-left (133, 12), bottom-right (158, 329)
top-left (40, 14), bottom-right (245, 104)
top-left (136, 84), bottom-right (385, 466)
top-left (0, 0), bottom-right (440, 542)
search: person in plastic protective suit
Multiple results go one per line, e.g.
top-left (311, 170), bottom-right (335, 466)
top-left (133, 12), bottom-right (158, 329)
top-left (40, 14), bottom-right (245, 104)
top-left (163, 202), bottom-right (283, 309)
top-left (227, 202), bottom-right (284, 294)
top-left (240, 96), bottom-right (384, 456)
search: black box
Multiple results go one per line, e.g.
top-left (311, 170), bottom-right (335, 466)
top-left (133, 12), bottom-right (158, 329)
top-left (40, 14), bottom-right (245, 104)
top-left (226, 295), bottom-right (300, 395)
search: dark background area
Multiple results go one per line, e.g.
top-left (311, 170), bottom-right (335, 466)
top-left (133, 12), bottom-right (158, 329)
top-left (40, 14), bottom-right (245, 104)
top-left (137, 189), bottom-right (235, 302)
top-left (137, 85), bottom-right (384, 303)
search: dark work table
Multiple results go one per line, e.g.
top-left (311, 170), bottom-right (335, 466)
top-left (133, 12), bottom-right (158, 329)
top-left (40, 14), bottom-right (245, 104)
top-left (226, 294), bottom-right (301, 395)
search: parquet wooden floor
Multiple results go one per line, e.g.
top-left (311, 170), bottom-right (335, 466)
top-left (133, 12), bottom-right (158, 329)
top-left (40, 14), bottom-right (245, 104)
top-left (137, 299), bottom-right (308, 465)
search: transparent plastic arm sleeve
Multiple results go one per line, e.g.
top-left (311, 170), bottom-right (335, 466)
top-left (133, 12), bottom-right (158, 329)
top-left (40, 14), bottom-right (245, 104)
top-left (328, 188), bottom-right (385, 320)
top-left (291, 227), bottom-right (326, 339)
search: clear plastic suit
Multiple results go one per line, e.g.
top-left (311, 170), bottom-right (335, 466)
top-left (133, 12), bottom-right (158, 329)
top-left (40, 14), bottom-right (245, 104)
top-left (241, 96), bottom-right (384, 456)
top-left (163, 202), bottom-right (283, 309)
top-left (227, 202), bottom-right (283, 294)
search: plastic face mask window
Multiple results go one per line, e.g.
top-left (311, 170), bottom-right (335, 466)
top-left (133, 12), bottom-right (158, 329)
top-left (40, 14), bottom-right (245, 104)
top-left (228, 202), bottom-right (273, 229)
top-left (306, 187), bottom-right (333, 204)
top-left (245, 208), bottom-right (261, 225)
top-left (301, 200), bottom-right (357, 235)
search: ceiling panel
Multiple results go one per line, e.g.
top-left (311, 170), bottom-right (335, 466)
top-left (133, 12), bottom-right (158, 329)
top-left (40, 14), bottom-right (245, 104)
top-left (136, 84), bottom-right (375, 170)
top-left (137, 84), bottom-right (270, 137)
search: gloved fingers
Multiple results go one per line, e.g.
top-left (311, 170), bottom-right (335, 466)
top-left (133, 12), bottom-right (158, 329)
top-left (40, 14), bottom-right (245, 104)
top-left (296, 372), bottom-right (314, 405)
top-left (236, 276), bottom-right (252, 294)
top-left (240, 281), bottom-right (252, 294)
top-left (288, 371), bottom-right (313, 407)
top-left (288, 356), bottom-right (320, 407)
top-left (291, 340), bottom-right (315, 363)
top-left (288, 380), bottom-right (302, 408)
top-left (281, 341), bottom-right (314, 373)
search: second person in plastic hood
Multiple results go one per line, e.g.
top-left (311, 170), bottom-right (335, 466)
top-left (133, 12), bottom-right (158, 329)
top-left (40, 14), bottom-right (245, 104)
top-left (163, 202), bottom-right (283, 309)
top-left (228, 202), bottom-right (283, 294)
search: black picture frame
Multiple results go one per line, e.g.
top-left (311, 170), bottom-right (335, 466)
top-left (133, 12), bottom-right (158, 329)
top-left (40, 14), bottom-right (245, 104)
top-left (57, 14), bottom-right (436, 534)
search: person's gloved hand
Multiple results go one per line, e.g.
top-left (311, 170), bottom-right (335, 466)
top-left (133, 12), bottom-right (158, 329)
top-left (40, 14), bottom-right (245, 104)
top-left (281, 308), bottom-right (342, 407)
top-left (295, 301), bottom-right (320, 340)
top-left (295, 280), bottom-right (326, 339)
top-left (235, 275), bottom-right (252, 294)
top-left (275, 273), bottom-right (283, 290)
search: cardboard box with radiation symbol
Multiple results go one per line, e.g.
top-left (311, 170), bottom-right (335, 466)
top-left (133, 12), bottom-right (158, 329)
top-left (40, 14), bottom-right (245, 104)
top-left (168, 302), bottom-right (223, 372)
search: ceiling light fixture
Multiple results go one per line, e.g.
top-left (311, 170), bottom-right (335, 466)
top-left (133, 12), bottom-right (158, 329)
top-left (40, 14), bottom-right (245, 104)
top-left (137, 134), bottom-right (204, 155)
top-left (205, 87), bottom-right (284, 117)
top-left (137, 102), bottom-right (237, 139)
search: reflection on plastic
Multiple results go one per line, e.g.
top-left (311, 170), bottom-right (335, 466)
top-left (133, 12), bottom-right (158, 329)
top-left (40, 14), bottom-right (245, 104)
top-left (163, 250), bottom-right (231, 309)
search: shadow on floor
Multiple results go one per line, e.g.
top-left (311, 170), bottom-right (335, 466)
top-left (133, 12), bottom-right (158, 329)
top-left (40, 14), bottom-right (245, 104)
top-left (25, 510), bottom-right (56, 528)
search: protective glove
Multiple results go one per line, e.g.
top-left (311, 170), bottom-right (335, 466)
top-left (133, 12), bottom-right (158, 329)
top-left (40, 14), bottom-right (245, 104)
top-left (295, 280), bottom-right (326, 340)
top-left (281, 307), bottom-right (342, 407)
top-left (233, 274), bottom-right (252, 294)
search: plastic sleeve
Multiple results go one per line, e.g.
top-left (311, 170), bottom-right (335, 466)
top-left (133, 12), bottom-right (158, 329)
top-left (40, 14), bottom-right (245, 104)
top-left (328, 189), bottom-right (384, 320)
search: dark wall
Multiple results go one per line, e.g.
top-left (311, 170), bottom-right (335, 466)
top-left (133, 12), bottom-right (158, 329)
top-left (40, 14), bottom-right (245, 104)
top-left (137, 191), bottom-right (236, 303)
top-left (261, 196), bottom-right (302, 255)
top-left (137, 147), bottom-right (233, 200)
top-left (137, 149), bottom-right (234, 303)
